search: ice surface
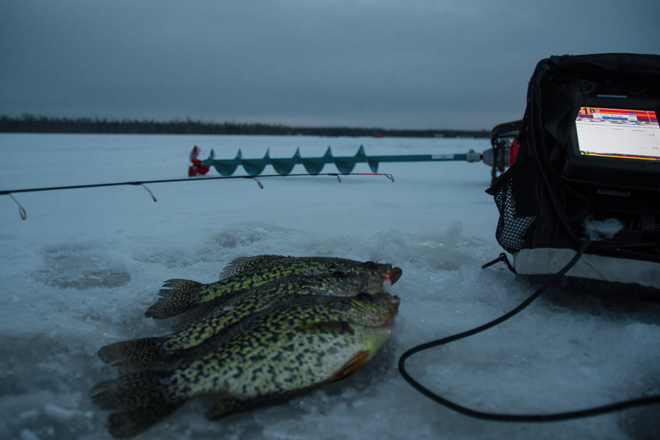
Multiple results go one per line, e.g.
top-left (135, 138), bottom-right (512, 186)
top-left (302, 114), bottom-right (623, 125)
top-left (1, 134), bottom-right (659, 440)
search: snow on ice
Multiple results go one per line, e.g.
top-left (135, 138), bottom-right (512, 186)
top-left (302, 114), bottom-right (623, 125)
top-left (1, 134), bottom-right (659, 440)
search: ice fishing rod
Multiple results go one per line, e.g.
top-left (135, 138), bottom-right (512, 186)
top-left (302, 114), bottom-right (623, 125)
top-left (398, 237), bottom-right (660, 421)
top-left (0, 172), bottom-right (394, 220)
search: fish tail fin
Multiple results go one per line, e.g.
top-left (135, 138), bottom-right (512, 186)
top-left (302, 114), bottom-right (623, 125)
top-left (98, 336), bottom-right (169, 371)
top-left (145, 279), bottom-right (203, 318)
top-left (91, 371), bottom-right (171, 411)
top-left (91, 371), bottom-right (182, 438)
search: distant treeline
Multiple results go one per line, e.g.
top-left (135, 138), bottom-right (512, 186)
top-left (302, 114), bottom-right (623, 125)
top-left (0, 114), bottom-right (489, 138)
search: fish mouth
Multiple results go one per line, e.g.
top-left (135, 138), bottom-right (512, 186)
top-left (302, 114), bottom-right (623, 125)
top-left (390, 267), bottom-right (403, 285)
top-left (381, 267), bottom-right (402, 294)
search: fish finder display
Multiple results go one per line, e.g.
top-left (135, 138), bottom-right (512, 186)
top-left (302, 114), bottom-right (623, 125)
top-left (575, 107), bottom-right (660, 160)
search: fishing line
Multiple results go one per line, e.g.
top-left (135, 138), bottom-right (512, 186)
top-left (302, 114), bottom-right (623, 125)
top-left (0, 172), bottom-right (394, 220)
top-left (398, 237), bottom-right (660, 421)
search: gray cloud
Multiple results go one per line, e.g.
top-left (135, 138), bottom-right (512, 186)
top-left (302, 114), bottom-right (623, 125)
top-left (1, 0), bottom-right (658, 129)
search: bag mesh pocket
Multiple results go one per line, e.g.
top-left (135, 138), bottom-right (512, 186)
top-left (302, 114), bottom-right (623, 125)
top-left (488, 158), bottom-right (539, 253)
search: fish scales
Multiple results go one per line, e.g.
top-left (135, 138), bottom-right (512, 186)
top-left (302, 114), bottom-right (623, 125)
top-left (92, 293), bottom-right (399, 438)
top-left (166, 273), bottom-right (371, 352)
top-left (99, 272), bottom-right (381, 372)
top-left (146, 256), bottom-right (396, 319)
top-left (165, 294), bottom-right (398, 400)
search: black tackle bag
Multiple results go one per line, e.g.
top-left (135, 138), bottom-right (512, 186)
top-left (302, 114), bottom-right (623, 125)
top-left (486, 53), bottom-right (660, 300)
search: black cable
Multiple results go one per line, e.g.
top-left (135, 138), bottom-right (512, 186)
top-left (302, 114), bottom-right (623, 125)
top-left (398, 237), bottom-right (660, 421)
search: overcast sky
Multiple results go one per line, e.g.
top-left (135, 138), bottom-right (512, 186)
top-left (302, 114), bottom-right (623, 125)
top-left (1, 0), bottom-right (658, 130)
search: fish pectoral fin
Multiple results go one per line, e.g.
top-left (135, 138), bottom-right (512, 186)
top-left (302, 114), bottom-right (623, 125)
top-left (330, 350), bottom-right (370, 382)
top-left (296, 321), bottom-right (355, 335)
top-left (219, 255), bottom-right (289, 280)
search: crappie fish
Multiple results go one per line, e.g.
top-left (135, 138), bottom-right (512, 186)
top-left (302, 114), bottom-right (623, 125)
top-left (92, 293), bottom-right (400, 438)
top-left (99, 272), bottom-right (377, 371)
top-left (145, 255), bottom-right (402, 319)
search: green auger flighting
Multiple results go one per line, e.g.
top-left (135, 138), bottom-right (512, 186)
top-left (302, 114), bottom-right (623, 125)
top-left (99, 270), bottom-right (401, 371)
top-left (145, 255), bottom-right (402, 319)
top-left (92, 292), bottom-right (400, 438)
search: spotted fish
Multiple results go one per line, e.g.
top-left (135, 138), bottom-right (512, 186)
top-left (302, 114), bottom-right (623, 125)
top-left (145, 255), bottom-right (401, 319)
top-left (99, 271), bottom-right (386, 371)
top-left (92, 293), bottom-right (400, 438)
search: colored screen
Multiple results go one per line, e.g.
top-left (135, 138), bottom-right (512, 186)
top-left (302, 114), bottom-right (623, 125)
top-left (575, 107), bottom-right (660, 160)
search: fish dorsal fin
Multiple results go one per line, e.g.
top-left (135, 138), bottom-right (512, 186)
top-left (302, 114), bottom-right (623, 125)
top-left (219, 255), bottom-right (289, 280)
top-left (296, 321), bottom-right (355, 335)
top-left (330, 350), bottom-right (369, 382)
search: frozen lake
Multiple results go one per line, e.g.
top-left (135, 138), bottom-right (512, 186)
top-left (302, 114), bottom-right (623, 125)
top-left (1, 134), bottom-right (659, 440)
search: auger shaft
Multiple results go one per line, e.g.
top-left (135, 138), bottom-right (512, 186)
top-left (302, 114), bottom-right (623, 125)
top-left (202, 146), bottom-right (482, 177)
